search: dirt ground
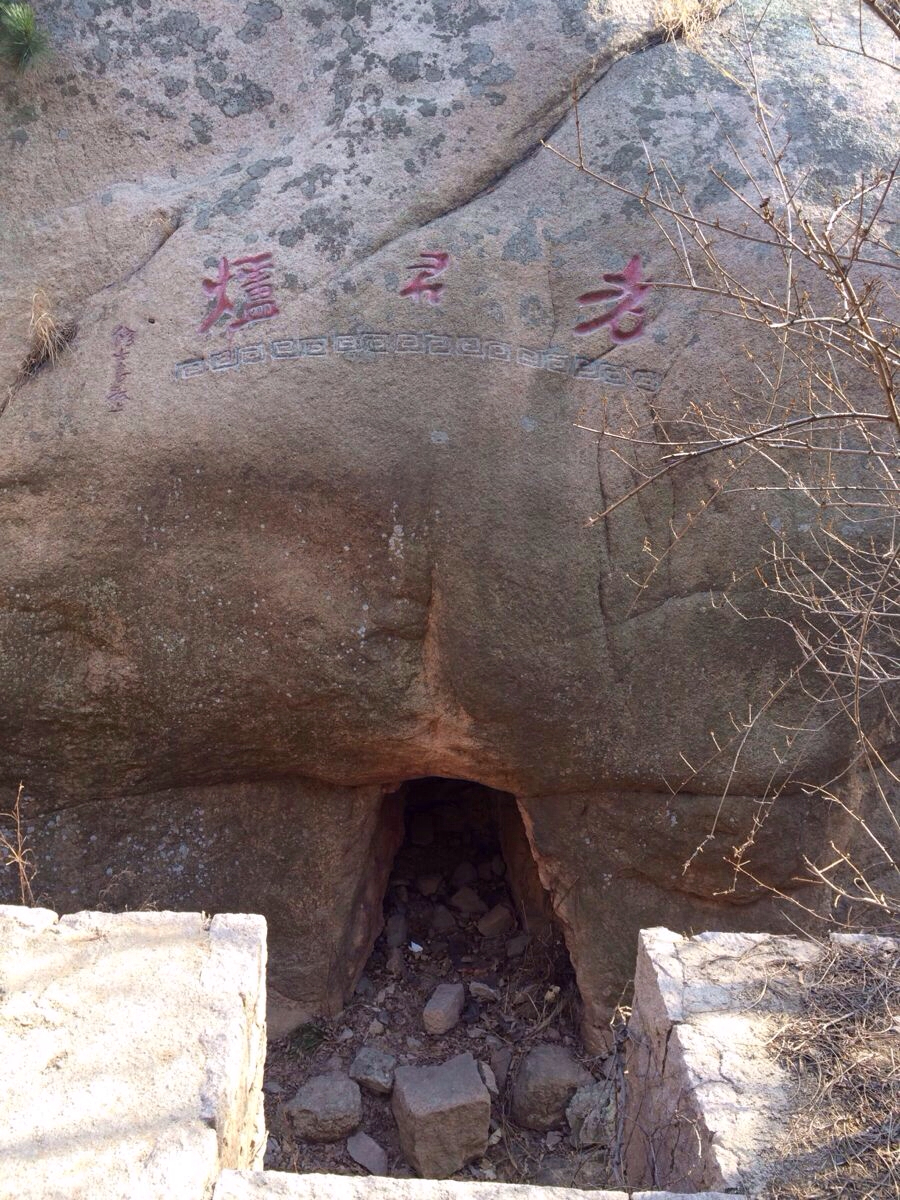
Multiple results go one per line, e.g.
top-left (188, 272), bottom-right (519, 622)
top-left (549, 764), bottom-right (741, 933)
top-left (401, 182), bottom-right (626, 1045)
top-left (263, 783), bottom-right (617, 1187)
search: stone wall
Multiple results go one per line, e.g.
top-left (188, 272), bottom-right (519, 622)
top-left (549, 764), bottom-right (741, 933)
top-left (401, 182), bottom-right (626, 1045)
top-left (0, 906), bottom-right (267, 1200)
top-left (623, 928), bottom-right (898, 1193)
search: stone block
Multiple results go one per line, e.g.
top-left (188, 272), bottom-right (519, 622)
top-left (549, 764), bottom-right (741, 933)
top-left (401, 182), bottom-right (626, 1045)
top-left (350, 1046), bottom-right (397, 1095)
top-left (0, 905), bottom-right (266, 1200)
top-left (422, 983), bottom-right (465, 1035)
top-left (284, 1073), bottom-right (361, 1142)
top-left (511, 1044), bottom-right (593, 1131)
top-left (624, 927), bottom-right (826, 1193)
top-left (391, 1052), bottom-right (491, 1177)
top-left (346, 1132), bottom-right (388, 1175)
top-left (449, 887), bottom-right (487, 915)
top-left (477, 904), bottom-right (515, 939)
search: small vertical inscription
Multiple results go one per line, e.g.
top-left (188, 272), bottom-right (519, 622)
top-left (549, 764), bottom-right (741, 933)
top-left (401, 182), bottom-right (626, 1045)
top-left (107, 324), bottom-right (136, 411)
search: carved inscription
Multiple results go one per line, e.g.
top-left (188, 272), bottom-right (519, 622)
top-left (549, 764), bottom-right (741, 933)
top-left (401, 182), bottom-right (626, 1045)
top-left (199, 251), bottom-right (280, 335)
top-left (174, 333), bottom-right (662, 392)
top-left (107, 324), bottom-right (136, 411)
top-left (575, 255), bottom-right (649, 343)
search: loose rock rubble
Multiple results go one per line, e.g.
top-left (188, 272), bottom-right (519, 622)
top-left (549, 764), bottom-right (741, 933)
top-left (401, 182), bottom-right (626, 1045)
top-left (264, 783), bottom-right (617, 1184)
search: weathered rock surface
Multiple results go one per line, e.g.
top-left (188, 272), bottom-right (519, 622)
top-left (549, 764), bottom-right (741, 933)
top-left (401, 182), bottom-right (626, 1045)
top-left (0, 906), bottom-right (266, 1200)
top-left (0, 0), bottom-right (896, 1033)
top-left (422, 982), bottom-right (465, 1035)
top-left (567, 1082), bottom-right (615, 1148)
top-left (511, 1045), bottom-right (593, 1131)
top-left (518, 789), bottom-right (840, 1049)
top-left (284, 1073), bottom-right (362, 1143)
top-left (392, 1052), bottom-right (490, 1177)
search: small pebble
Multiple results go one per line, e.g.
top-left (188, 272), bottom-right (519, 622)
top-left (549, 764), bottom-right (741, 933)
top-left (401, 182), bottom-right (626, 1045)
top-left (470, 980), bottom-right (500, 1003)
top-left (478, 1061), bottom-right (499, 1096)
top-left (355, 975), bottom-right (375, 998)
top-left (490, 1046), bottom-right (514, 1090)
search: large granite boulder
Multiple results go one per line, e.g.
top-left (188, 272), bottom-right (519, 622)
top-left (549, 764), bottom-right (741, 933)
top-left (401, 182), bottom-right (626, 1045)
top-left (0, 1), bottom-right (895, 1036)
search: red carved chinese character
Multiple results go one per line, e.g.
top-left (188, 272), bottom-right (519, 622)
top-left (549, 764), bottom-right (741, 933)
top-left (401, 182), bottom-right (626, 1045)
top-left (400, 251), bottom-right (450, 304)
top-left (199, 258), bottom-right (235, 334)
top-left (198, 252), bottom-right (280, 334)
top-left (574, 255), bottom-right (650, 343)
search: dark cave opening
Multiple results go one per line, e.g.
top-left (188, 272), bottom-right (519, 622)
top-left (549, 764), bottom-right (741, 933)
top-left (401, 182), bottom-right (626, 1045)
top-left (368, 776), bottom-right (575, 1010)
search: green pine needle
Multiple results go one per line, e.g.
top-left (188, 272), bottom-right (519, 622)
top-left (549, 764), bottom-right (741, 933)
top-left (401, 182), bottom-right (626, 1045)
top-left (0, 4), bottom-right (50, 71)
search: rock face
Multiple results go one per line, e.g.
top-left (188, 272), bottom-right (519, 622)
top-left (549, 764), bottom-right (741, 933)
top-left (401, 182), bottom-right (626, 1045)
top-left (392, 1053), bottom-right (491, 1177)
top-left (0, 0), bottom-right (896, 1036)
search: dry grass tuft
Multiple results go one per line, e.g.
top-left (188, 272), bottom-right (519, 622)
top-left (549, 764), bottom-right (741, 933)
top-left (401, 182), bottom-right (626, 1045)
top-left (18, 290), bottom-right (75, 380)
top-left (0, 783), bottom-right (35, 906)
top-left (768, 938), bottom-right (900, 1199)
top-left (651, 0), bottom-right (727, 43)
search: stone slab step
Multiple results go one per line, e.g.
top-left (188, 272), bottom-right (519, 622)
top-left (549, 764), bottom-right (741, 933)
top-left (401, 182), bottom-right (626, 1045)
top-left (214, 1169), bottom-right (743, 1200)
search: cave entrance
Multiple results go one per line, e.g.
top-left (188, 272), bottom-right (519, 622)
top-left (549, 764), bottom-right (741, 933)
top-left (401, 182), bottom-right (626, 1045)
top-left (263, 779), bottom-right (599, 1182)
top-left (364, 777), bottom-right (576, 1035)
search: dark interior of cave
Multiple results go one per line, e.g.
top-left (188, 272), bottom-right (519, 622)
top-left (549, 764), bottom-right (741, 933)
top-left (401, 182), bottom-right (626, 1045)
top-left (370, 776), bottom-right (573, 998)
